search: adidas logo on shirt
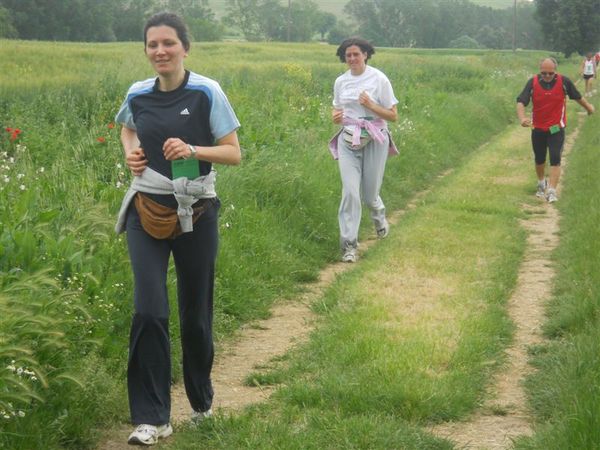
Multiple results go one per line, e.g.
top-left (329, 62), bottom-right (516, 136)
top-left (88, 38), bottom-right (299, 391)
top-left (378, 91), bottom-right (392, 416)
top-left (180, 108), bottom-right (190, 115)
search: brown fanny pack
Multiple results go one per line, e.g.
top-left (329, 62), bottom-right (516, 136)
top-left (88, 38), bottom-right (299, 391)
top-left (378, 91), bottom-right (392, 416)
top-left (134, 193), bottom-right (212, 240)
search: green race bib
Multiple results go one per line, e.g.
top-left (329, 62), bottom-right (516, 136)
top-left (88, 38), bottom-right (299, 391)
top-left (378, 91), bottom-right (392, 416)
top-left (171, 159), bottom-right (199, 180)
top-left (549, 124), bottom-right (561, 134)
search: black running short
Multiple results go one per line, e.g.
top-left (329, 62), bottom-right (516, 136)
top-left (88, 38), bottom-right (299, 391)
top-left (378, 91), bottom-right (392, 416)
top-left (531, 128), bottom-right (565, 166)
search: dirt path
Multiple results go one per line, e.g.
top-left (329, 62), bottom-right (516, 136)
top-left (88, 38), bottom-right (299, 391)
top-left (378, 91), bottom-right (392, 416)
top-left (97, 170), bottom-right (444, 450)
top-left (168, 171), bottom-right (443, 422)
top-left (429, 118), bottom-right (584, 449)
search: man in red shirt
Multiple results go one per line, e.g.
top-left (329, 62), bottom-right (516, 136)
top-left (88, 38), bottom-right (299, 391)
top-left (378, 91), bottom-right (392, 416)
top-left (516, 58), bottom-right (594, 203)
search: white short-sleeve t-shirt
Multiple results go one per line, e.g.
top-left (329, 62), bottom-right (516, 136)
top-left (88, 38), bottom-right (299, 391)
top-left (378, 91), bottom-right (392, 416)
top-left (333, 65), bottom-right (398, 129)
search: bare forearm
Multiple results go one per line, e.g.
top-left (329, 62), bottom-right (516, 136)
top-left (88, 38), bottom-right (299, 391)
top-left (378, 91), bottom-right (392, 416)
top-left (120, 126), bottom-right (140, 154)
top-left (576, 98), bottom-right (595, 114)
top-left (191, 143), bottom-right (241, 165)
top-left (365, 103), bottom-right (397, 122)
top-left (516, 103), bottom-right (531, 127)
top-left (191, 131), bottom-right (241, 166)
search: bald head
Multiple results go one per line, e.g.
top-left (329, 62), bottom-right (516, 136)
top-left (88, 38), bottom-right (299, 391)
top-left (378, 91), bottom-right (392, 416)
top-left (540, 58), bottom-right (558, 71)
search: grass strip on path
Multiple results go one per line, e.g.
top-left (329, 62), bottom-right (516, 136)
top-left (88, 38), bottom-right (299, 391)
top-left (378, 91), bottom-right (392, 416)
top-left (165, 120), bottom-right (538, 449)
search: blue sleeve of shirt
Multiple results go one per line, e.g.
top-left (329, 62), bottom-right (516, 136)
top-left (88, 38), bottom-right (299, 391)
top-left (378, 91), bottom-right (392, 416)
top-left (114, 79), bottom-right (155, 130)
top-left (115, 95), bottom-right (135, 130)
top-left (208, 82), bottom-right (240, 140)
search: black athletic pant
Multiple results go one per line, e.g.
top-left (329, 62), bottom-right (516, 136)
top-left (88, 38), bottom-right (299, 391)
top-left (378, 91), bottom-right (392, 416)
top-left (531, 128), bottom-right (565, 166)
top-left (125, 199), bottom-right (219, 425)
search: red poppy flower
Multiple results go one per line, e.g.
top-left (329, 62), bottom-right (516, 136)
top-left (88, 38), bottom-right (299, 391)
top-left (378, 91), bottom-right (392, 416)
top-left (107, 123), bottom-right (115, 129)
top-left (5, 127), bottom-right (12, 132)
top-left (9, 129), bottom-right (21, 141)
top-left (96, 137), bottom-right (106, 143)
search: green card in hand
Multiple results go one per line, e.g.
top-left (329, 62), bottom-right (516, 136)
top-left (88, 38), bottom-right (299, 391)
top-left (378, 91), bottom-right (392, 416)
top-left (171, 159), bottom-right (200, 180)
top-left (549, 124), bottom-right (561, 134)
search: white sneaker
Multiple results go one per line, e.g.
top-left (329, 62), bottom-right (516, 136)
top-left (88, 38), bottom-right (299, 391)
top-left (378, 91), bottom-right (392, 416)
top-left (376, 220), bottom-right (389, 239)
top-left (342, 246), bottom-right (357, 263)
top-left (191, 408), bottom-right (212, 424)
top-left (546, 188), bottom-right (558, 203)
top-left (127, 423), bottom-right (173, 446)
top-left (535, 179), bottom-right (547, 198)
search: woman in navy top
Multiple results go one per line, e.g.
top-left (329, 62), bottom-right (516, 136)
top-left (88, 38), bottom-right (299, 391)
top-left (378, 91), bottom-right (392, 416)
top-left (115, 12), bottom-right (240, 446)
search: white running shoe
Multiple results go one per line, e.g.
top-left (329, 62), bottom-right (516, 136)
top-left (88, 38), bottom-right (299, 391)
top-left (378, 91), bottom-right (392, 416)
top-left (535, 179), bottom-right (547, 198)
top-left (127, 423), bottom-right (173, 446)
top-left (342, 246), bottom-right (358, 263)
top-left (546, 188), bottom-right (558, 203)
top-left (191, 408), bottom-right (212, 424)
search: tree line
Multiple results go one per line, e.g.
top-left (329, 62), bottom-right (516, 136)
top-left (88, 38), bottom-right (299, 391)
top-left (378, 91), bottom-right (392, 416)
top-left (0, 0), bottom-right (598, 56)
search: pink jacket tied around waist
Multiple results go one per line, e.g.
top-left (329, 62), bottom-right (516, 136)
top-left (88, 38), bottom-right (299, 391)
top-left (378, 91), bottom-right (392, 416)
top-left (328, 117), bottom-right (399, 160)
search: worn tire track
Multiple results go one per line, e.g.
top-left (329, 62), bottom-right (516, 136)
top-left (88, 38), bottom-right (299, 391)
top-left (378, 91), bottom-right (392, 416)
top-left (429, 116), bottom-right (585, 449)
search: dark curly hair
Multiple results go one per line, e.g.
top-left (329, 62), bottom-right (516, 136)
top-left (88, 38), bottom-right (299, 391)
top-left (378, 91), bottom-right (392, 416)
top-left (144, 12), bottom-right (190, 52)
top-left (336, 37), bottom-right (375, 63)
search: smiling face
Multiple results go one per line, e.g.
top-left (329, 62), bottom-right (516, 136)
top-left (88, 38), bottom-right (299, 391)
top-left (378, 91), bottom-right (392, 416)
top-left (345, 45), bottom-right (368, 75)
top-left (145, 25), bottom-right (188, 78)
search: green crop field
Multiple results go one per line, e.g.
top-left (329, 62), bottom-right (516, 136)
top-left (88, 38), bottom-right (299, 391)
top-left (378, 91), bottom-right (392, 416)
top-left (1, 39), bottom-right (595, 449)
top-left (207, 0), bottom-right (530, 19)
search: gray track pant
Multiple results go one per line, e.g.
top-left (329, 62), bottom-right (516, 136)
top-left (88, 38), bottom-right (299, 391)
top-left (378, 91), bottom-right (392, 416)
top-left (337, 133), bottom-right (389, 249)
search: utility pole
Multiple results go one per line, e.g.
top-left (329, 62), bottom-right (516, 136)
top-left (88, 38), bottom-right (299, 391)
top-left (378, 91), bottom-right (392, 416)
top-left (512, 0), bottom-right (517, 52)
top-left (287, 0), bottom-right (291, 42)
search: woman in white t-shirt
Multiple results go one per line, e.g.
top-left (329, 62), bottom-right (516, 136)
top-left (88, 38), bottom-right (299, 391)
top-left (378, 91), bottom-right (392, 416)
top-left (580, 52), bottom-right (596, 97)
top-left (329, 37), bottom-right (399, 263)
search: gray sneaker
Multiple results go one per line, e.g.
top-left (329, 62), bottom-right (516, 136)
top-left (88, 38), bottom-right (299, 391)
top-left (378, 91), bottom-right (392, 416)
top-left (376, 221), bottom-right (389, 239)
top-left (536, 179), bottom-right (547, 198)
top-left (342, 246), bottom-right (358, 263)
top-left (191, 408), bottom-right (212, 424)
top-left (546, 188), bottom-right (558, 203)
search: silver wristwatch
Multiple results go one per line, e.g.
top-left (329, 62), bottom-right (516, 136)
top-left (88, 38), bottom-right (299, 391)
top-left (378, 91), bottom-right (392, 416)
top-left (187, 144), bottom-right (197, 159)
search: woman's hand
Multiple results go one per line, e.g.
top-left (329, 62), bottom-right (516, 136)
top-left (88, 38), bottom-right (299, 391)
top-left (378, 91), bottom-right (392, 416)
top-left (358, 92), bottom-right (398, 122)
top-left (120, 126), bottom-right (147, 176)
top-left (126, 148), bottom-right (147, 176)
top-left (332, 109), bottom-right (343, 124)
top-left (163, 137), bottom-right (193, 161)
top-left (358, 91), bottom-right (374, 109)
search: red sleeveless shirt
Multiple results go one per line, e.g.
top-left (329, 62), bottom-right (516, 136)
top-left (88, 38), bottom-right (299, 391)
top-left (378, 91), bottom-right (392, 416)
top-left (532, 74), bottom-right (566, 131)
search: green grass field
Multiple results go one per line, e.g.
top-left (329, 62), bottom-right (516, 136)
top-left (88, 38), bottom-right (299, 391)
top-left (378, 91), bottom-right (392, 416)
top-left (0, 40), bottom-right (595, 449)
